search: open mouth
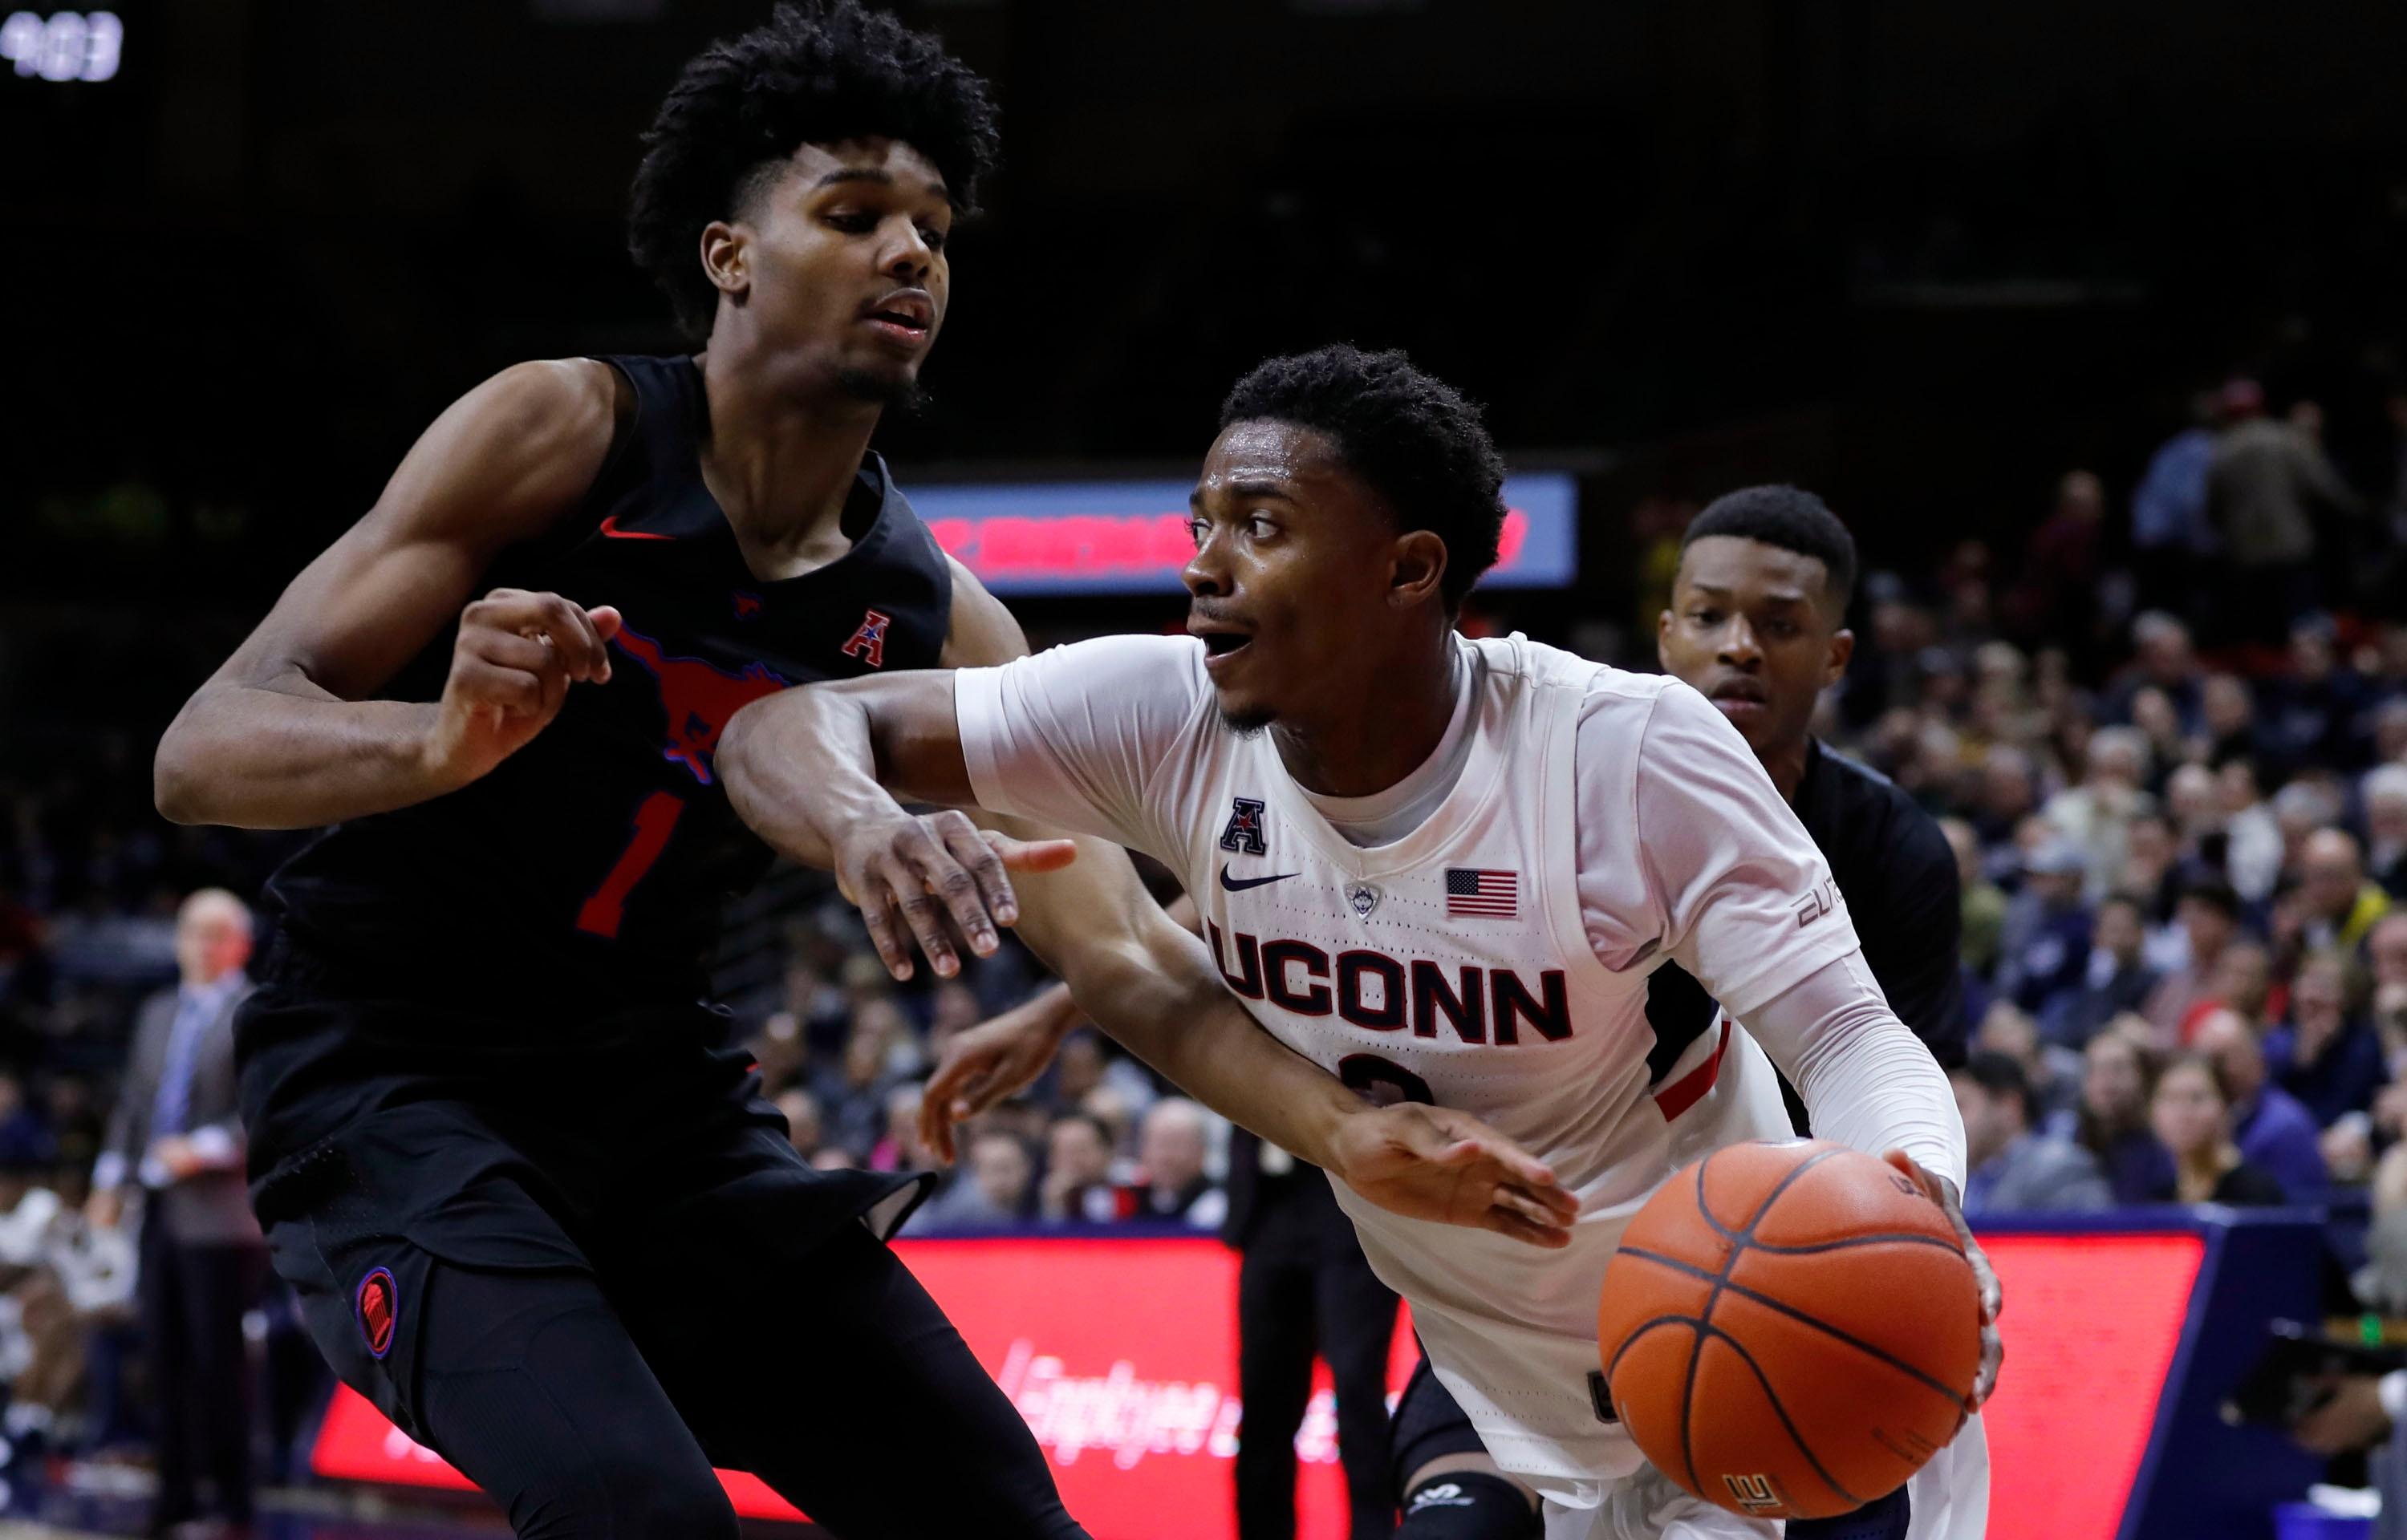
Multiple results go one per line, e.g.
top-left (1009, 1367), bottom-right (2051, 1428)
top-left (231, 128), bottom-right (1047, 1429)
top-left (863, 290), bottom-right (934, 342)
top-left (1190, 619), bottom-right (1253, 665)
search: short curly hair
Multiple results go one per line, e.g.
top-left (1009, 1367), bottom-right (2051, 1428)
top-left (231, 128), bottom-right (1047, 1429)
top-left (627, 2), bottom-right (1001, 340)
top-left (1682, 485), bottom-right (1858, 611)
top-left (1218, 346), bottom-right (1508, 613)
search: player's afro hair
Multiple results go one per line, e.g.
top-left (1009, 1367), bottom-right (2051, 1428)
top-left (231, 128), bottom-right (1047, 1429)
top-left (1682, 484), bottom-right (1859, 610)
top-left (627, 1), bottom-right (1001, 340)
top-left (1219, 346), bottom-right (1508, 614)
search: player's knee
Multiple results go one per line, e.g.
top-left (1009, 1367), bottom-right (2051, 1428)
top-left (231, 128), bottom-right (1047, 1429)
top-left (1396, 1470), bottom-right (1543, 1540)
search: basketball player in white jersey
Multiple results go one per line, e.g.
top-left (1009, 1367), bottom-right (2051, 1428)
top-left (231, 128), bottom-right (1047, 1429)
top-left (718, 346), bottom-right (2001, 1539)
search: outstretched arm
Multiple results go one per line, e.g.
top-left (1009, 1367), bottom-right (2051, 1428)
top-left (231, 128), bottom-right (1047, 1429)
top-left (718, 572), bottom-right (1576, 1245)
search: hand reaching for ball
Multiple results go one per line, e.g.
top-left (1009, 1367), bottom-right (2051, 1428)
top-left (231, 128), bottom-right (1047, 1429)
top-left (1886, 1149), bottom-right (2004, 1413)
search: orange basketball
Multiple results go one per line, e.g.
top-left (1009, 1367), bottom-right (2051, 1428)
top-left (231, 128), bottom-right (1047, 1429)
top-left (1594, 1139), bottom-right (1980, 1521)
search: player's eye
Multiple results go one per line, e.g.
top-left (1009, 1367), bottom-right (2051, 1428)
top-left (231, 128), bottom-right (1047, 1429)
top-left (1247, 514), bottom-right (1277, 539)
top-left (917, 224), bottom-right (948, 252)
top-left (1691, 609), bottom-right (1722, 626)
top-left (825, 210), bottom-right (878, 233)
top-left (1187, 517), bottom-right (1210, 548)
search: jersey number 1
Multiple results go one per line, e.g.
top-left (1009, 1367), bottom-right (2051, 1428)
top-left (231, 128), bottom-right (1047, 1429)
top-left (577, 791), bottom-right (685, 939)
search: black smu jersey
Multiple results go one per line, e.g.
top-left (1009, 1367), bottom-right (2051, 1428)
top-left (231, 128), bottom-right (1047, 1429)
top-left (261, 355), bottom-right (952, 1003)
top-left (1645, 736), bottom-right (1967, 1104)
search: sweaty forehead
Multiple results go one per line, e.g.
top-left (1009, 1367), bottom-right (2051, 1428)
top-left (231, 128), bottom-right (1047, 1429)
top-left (1674, 535), bottom-right (1833, 607)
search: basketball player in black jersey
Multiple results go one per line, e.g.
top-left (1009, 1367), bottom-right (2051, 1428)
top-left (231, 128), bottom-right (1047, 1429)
top-left (920, 488), bottom-right (1970, 1540)
top-left (152, 8), bottom-right (1573, 1537)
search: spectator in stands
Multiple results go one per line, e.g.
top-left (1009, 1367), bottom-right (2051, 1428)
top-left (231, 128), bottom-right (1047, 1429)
top-left (2205, 377), bottom-right (2360, 644)
top-left (2218, 760), bottom-right (2289, 902)
top-left (2052, 894), bottom-right (2162, 1048)
top-left (87, 888), bottom-right (263, 1537)
top-left (911, 1130), bottom-right (1036, 1233)
top-left (2129, 399), bottom-right (2220, 616)
top-left (2146, 879), bottom-right (2247, 1042)
top-left (2367, 764), bottom-right (2407, 899)
top-left (2147, 1052), bottom-right (2291, 1206)
top-left (2052, 1025), bottom-right (2174, 1204)
top-left (2265, 952), bottom-right (2387, 1128)
top-left (1975, 1002), bottom-right (2082, 1125)
top-left (2121, 815), bottom-right (2187, 925)
top-left (869, 1084), bottom-right (935, 1173)
top-left (812, 1014), bottom-right (903, 1161)
top-left (2207, 940), bottom-right (2276, 1032)
top-left (1942, 817), bottom-right (2007, 979)
top-left (2299, 828), bottom-right (2395, 957)
top-left (2291, 828), bottom-right (2388, 962)
top-left (1954, 1052), bottom-right (2112, 1214)
top-left (2199, 673), bottom-right (2269, 768)
top-left (1970, 744), bottom-right (2042, 861)
top-left (1040, 1112), bottom-right (1121, 1226)
top-left (2048, 727), bottom-right (2157, 900)
top-left (1127, 1099), bottom-right (1227, 1230)
top-left (2194, 1009), bottom-right (2328, 1198)
top-left (775, 1087), bottom-right (822, 1163)
top-left (1999, 839), bottom-right (2094, 1021)
top-left (2110, 613), bottom-right (2204, 738)
top-left (2265, 616), bottom-right (2376, 774)
top-left (2376, 914), bottom-right (2407, 1031)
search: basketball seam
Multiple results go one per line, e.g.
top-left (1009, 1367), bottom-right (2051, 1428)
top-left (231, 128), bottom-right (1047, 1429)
top-left (1699, 1321), bottom-right (1865, 1511)
top-left (1616, 1245), bottom-right (1969, 1405)
top-left (1739, 1232), bottom-right (1964, 1258)
top-left (1679, 1145), bottom-right (1845, 1497)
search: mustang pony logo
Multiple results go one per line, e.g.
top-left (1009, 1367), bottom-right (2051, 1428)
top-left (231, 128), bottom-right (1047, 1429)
top-left (613, 628), bottom-right (790, 785)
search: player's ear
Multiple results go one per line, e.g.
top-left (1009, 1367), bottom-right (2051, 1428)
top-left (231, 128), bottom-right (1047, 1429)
top-left (1390, 531), bottom-right (1448, 609)
top-left (1824, 626), bottom-right (1856, 688)
top-left (700, 220), bottom-right (749, 302)
top-left (1655, 606), bottom-right (1676, 668)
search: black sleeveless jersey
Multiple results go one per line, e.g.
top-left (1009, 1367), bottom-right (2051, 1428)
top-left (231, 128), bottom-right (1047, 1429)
top-left (260, 355), bottom-right (952, 1006)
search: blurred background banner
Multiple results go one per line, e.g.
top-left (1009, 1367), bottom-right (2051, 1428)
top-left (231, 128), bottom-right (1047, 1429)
top-left (911, 472), bottom-right (1575, 594)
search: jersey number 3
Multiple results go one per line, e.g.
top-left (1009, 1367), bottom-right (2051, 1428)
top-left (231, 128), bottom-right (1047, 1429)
top-left (577, 791), bottom-right (686, 939)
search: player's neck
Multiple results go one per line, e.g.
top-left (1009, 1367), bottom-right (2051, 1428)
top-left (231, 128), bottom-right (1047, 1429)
top-left (1270, 635), bottom-right (1461, 798)
top-left (1762, 736), bottom-right (1813, 803)
top-left (696, 345), bottom-right (883, 570)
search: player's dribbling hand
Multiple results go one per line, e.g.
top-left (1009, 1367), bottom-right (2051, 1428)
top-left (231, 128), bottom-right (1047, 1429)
top-left (1330, 1104), bottom-right (1580, 1248)
top-left (1886, 1149), bottom-right (2003, 1412)
top-left (424, 588), bottom-right (622, 787)
top-left (919, 989), bottom-right (1078, 1163)
top-left (834, 808), bottom-right (1078, 983)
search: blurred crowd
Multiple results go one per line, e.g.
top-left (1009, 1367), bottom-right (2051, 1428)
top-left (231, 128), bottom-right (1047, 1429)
top-left (0, 370), bottom-right (2401, 1507)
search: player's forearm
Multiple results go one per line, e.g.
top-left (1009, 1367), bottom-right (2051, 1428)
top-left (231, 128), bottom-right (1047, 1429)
top-left (1054, 926), bottom-right (1359, 1176)
top-left (155, 678), bottom-right (458, 829)
top-left (1745, 951), bottom-right (1967, 1185)
top-left (718, 686), bottom-right (899, 869)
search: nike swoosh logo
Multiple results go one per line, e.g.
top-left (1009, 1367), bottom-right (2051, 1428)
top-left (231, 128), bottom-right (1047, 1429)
top-left (599, 513), bottom-right (674, 541)
top-left (1219, 863), bottom-right (1300, 892)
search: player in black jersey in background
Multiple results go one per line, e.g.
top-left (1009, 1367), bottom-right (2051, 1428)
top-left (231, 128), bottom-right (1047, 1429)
top-left (152, 8), bottom-right (1572, 1537)
top-left (1386, 487), bottom-right (1968, 1540)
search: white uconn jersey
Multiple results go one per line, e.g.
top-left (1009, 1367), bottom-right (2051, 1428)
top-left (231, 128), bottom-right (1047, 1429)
top-left (957, 632), bottom-right (1846, 1492)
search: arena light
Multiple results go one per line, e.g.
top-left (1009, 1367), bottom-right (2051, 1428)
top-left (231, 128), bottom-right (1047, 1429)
top-left (0, 10), bottom-right (120, 81)
top-left (907, 472), bottom-right (1578, 596)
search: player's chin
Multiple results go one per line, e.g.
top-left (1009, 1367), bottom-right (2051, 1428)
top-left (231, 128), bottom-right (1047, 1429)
top-left (1216, 697), bottom-right (1277, 739)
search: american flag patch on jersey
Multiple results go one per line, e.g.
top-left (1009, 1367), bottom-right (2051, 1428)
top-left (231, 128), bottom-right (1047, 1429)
top-left (1445, 868), bottom-right (1517, 918)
